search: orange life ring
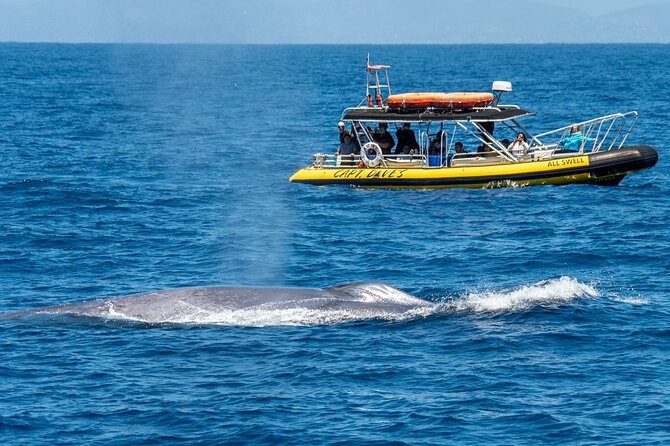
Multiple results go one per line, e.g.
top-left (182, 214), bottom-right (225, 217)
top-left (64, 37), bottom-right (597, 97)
top-left (387, 92), bottom-right (494, 109)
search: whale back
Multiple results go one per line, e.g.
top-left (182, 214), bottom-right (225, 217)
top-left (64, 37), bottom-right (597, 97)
top-left (2, 282), bottom-right (433, 326)
top-left (325, 282), bottom-right (431, 306)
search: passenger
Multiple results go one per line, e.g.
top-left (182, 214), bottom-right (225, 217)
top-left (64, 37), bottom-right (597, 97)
top-left (454, 141), bottom-right (466, 153)
top-left (372, 122), bottom-right (395, 154)
top-left (430, 131), bottom-right (445, 153)
top-left (501, 138), bottom-right (511, 148)
top-left (336, 132), bottom-right (358, 156)
top-left (335, 132), bottom-right (358, 165)
top-left (338, 121), bottom-right (347, 143)
top-left (480, 121), bottom-right (495, 136)
top-left (395, 123), bottom-right (419, 154)
top-left (398, 145), bottom-right (415, 156)
top-left (508, 133), bottom-right (529, 157)
top-left (559, 125), bottom-right (595, 152)
top-left (429, 139), bottom-right (442, 155)
top-left (352, 122), bottom-right (365, 148)
top-left (478, 122), bottom-right (495, 153)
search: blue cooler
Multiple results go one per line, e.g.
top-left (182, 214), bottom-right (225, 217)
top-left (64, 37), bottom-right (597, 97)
top-left (428, 155), bottom-right (443, 166)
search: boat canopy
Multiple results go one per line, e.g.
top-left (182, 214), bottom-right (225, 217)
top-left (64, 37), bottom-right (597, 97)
top-left (342, 107), bottom-right (533, 123)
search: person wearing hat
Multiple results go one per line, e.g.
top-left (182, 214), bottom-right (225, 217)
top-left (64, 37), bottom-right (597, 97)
top-left (337, 121), bottom-right (347, 144)
top-left (395, 122), bottom-right (419, 155)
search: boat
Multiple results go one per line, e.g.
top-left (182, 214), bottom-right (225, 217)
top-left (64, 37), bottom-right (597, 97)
top-left (289, 58), bottom-right (658, 188)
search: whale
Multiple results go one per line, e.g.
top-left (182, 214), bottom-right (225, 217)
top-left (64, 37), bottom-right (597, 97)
top-left (1, 282), bottom-right (436, 325)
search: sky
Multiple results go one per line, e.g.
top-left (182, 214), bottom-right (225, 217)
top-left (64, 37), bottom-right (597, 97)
top-left (533, 0), bottom-right (663, 12)
top-left (0, 0), bottom-right (669, 44)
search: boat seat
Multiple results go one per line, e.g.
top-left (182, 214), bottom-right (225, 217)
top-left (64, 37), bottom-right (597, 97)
top-left (451, 155), bottom-right (511, 167)
top-left (384, 157), bottom-right (423, 167)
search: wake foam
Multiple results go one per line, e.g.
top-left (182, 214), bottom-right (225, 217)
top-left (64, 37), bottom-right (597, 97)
top-left (612, 296), bottom-right (649, 305)
top-left (153, 306), bottom-right (437, 327)
top-left (449, 276), bottom-right (599, 313)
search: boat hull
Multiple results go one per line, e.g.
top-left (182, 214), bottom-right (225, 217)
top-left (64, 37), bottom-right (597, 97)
top-left (289, 146), bottom-right (658, 188)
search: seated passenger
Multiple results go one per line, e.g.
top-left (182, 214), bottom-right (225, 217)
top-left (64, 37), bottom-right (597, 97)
top-left (559, 125), bottom-right (596, 152)
top-left (508, 133), bottom-right (529, 157)
top-left (454, 141), bottom-right (466, 153)
top-left (429, 131), bottom-right (445, 154)
top-left (395, 123), bottom-right (419, 154)
top-left (372, 122), bottom-right (395, 154)
top-left (477, 143), bottom-right (493, 153)
top-left (397, 145), bottom-right (415, 156)
top-left (429, 139), bottom-right (442, 155)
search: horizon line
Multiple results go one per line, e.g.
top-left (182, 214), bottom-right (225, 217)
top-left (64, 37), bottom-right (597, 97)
top-left (1, 41), bottom-right (669, 46)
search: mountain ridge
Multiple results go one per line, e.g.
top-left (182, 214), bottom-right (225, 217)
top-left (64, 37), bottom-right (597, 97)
top-left (0, 0), bottom-right (668, 43)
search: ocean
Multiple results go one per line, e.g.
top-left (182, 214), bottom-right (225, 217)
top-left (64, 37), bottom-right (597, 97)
top-left (0, 43), bottom-right (668, 445)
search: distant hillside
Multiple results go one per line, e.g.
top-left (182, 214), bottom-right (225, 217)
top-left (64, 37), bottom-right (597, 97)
top-left (593, 3), bottom-right (670, 42)
top-left (219, 0), bottom-right (670, 43)
top-left (0, 0), bottom-right (668, 43)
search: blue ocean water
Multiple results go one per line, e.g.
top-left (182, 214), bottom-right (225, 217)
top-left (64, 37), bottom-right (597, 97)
top-left (0, 43), bottom-right (668, 444)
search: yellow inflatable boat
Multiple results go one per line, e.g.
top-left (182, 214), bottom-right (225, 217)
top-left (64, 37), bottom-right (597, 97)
top-left (290, 61), bottom-right (658, 188)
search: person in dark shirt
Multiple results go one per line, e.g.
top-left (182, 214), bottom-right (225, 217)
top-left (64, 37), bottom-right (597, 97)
top-left (430, 131), bottom-right (445, 155)
top-left (336, 132), bottom-right (358, 165)
top-left (395, 123), bottom-right (419, 154)
top-left (372, 122), bottom-right (395, 155)
top-left (336, 132), bottom-right (358, 156)
top-left (338, 121), bottom-right (347, 143)
top-left (429, 139), bottom-right (442, 155)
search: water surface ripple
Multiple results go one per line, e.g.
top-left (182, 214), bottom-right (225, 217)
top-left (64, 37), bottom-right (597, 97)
top-left (0, 44), bottom-right (669, 445)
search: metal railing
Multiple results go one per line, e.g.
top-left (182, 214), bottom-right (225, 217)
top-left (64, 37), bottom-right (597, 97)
top-left (312, 153), bottom-right (427, 168)
top-left (530, 112), bottom-right (638, 155)
top-left (317, 111), bottom-right (639, 169)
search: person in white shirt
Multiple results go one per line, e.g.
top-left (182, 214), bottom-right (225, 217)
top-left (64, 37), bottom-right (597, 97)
top-left (508, 133), bottom-right (529, 157)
